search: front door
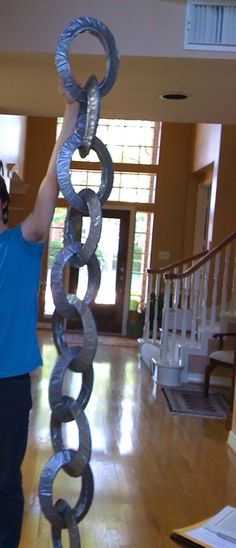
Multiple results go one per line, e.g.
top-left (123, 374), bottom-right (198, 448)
top-left (73, 209), bottom-right (130, 333)
top-left (40, 208), bottom-right (130, 334)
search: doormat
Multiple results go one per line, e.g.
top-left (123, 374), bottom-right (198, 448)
top-left (162, 387), bottom-right (230, 419)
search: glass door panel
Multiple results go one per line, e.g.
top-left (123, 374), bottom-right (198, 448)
top-left (76, 217), bottom-right (120, 305)
top-left (76, 210), bottom-right (130, 333)
top-left (44, 207), bottom-right (67, 316)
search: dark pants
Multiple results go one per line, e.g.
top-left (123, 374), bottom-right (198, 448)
top-left (0, 374), bottom-right (32, 548)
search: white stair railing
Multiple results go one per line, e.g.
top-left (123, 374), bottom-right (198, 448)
top-left (143, 231), bottom-right (236, 372)
top-left (143, 250), bottom-right (207, 344)
top-left (163, 231), bottom-right (236, 368)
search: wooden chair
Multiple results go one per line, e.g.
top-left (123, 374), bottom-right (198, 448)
top-left (204, 332), bottom-right (236, 426)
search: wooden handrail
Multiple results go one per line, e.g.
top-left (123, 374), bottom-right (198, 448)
top-left (147, 250), bottom-right (207, 275)
top-left (165, 231), bottom-right (236, 280)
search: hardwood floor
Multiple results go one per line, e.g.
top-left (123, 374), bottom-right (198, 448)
top-left (20, 330), bottom-right (236, 547)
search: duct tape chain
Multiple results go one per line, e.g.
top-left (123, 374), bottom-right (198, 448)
top-left (38, 17), bottom-right (119, 547)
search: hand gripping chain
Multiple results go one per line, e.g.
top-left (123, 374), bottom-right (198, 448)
top-left (38, 17), bottom-right (119, 547)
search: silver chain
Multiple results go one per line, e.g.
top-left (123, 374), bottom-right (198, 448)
top-left (38, 17), bottom-right (119, 547)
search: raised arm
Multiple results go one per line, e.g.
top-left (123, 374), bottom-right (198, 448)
top-left (21, 87), bottom-right (79, 243)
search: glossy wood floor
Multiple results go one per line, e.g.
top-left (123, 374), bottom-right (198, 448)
top-left (19, 330), bottom-right (236, 548)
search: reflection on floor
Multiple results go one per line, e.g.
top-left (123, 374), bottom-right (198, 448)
top-left (20, 330), bottom-right (236, 548)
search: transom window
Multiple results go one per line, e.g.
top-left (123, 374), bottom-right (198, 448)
top-left (69, 170), bottom-right (156, 204)
top-left (57, 118), bottom-right (161, 204)
top-left (57, 118), bottom-right (161, 165)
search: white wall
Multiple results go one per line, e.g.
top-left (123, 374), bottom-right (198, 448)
top-left (0, 115), bottom-right (26, 188)
top-left (1, 0), bottom-right (236, 59)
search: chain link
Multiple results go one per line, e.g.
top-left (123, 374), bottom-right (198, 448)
top-left (38, 16), bottom-right (119, 547)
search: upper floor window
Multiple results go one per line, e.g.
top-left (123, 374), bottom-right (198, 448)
top-left (57, 118), bottom-right (161, 165)
top-left (69, 170), bottom-right (156, 204)
top-left (56, 117), bottom-right (161, 204)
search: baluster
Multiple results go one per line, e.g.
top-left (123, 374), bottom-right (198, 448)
top-left (181, 276), bottom-right (190, 346)
top-left (152, 273), bottom-right (161, 343)
top-left (143, 273), bottom-right (152, 340)
top-left (161, 278), bottom-right (171, 362)
top-left (220, 243), bottom-right (231, 316)
top-left (200, 260), bottom-right (210, 330)
top-left (172, 279), bottom-right (180, 335)
top-left (171, 278), bottom-right (180, 361)
top-left (198, 265), bottom-right (204, 319)
top-left (210, 252), bottom-right (220, 327)
top-left (172, 267), bottom-right (179, 308)
top-left (190, 270), bottom-right (201, 345)
top-left (189, 265), bottom-right (197, 310)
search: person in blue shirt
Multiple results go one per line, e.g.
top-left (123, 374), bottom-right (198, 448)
top-left (0, 83), bottom-right (79, 548)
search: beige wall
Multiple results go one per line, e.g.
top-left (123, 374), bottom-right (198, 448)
top-left (191, 123), bottom-right (222, 247)
top-left (191, 123), bottom-right (222, 173)
top-left (23, 117), bottom-right (56, 209)
top-left (213, 125), bottom-right (236, 244)
top-left (150, 122), bottom-right (194, 269)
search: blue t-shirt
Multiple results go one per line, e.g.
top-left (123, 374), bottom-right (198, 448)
top-left (0, 225), bottom-right (44, 378)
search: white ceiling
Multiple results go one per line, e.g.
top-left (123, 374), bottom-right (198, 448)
top-left (1, 0), bottom-right (236, 124)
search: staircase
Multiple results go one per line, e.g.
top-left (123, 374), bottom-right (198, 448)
top-left (139, 231), bottom-right (236, 386)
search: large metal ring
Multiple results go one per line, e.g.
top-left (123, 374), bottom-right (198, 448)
top-left (49, 331), bottom-right (96, 423)
top-left (49, 352), bottom-right (94, 423)
top-left (51, 403), bottom-right (92, 477)
top-left (57, 135), bottom-right (113, 213)
top-left (79, 75), bottom-right (100, 158)
top-left (51, 248), bottom-right (101, 319)
top-left (52, 300), bottom-right (97, 377)
top-left (51, 246), bottom-right (82, 320)
top-left (39, 456), bottom-right (94, 528)
top-left (74, 188), bottom-right (102, 265)
top-left (63, 207), bottom-right (82, 247)
top-left (52, 500), bottom-right (81, 548)
top-left (55, 16), bottom-right (120, 102)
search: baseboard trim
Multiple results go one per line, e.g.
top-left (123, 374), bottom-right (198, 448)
top-left (227, 430), bottom-right (236, 455)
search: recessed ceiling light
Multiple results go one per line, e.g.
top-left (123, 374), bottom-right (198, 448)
top-left (159, 92), bottom-right (189, 100)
